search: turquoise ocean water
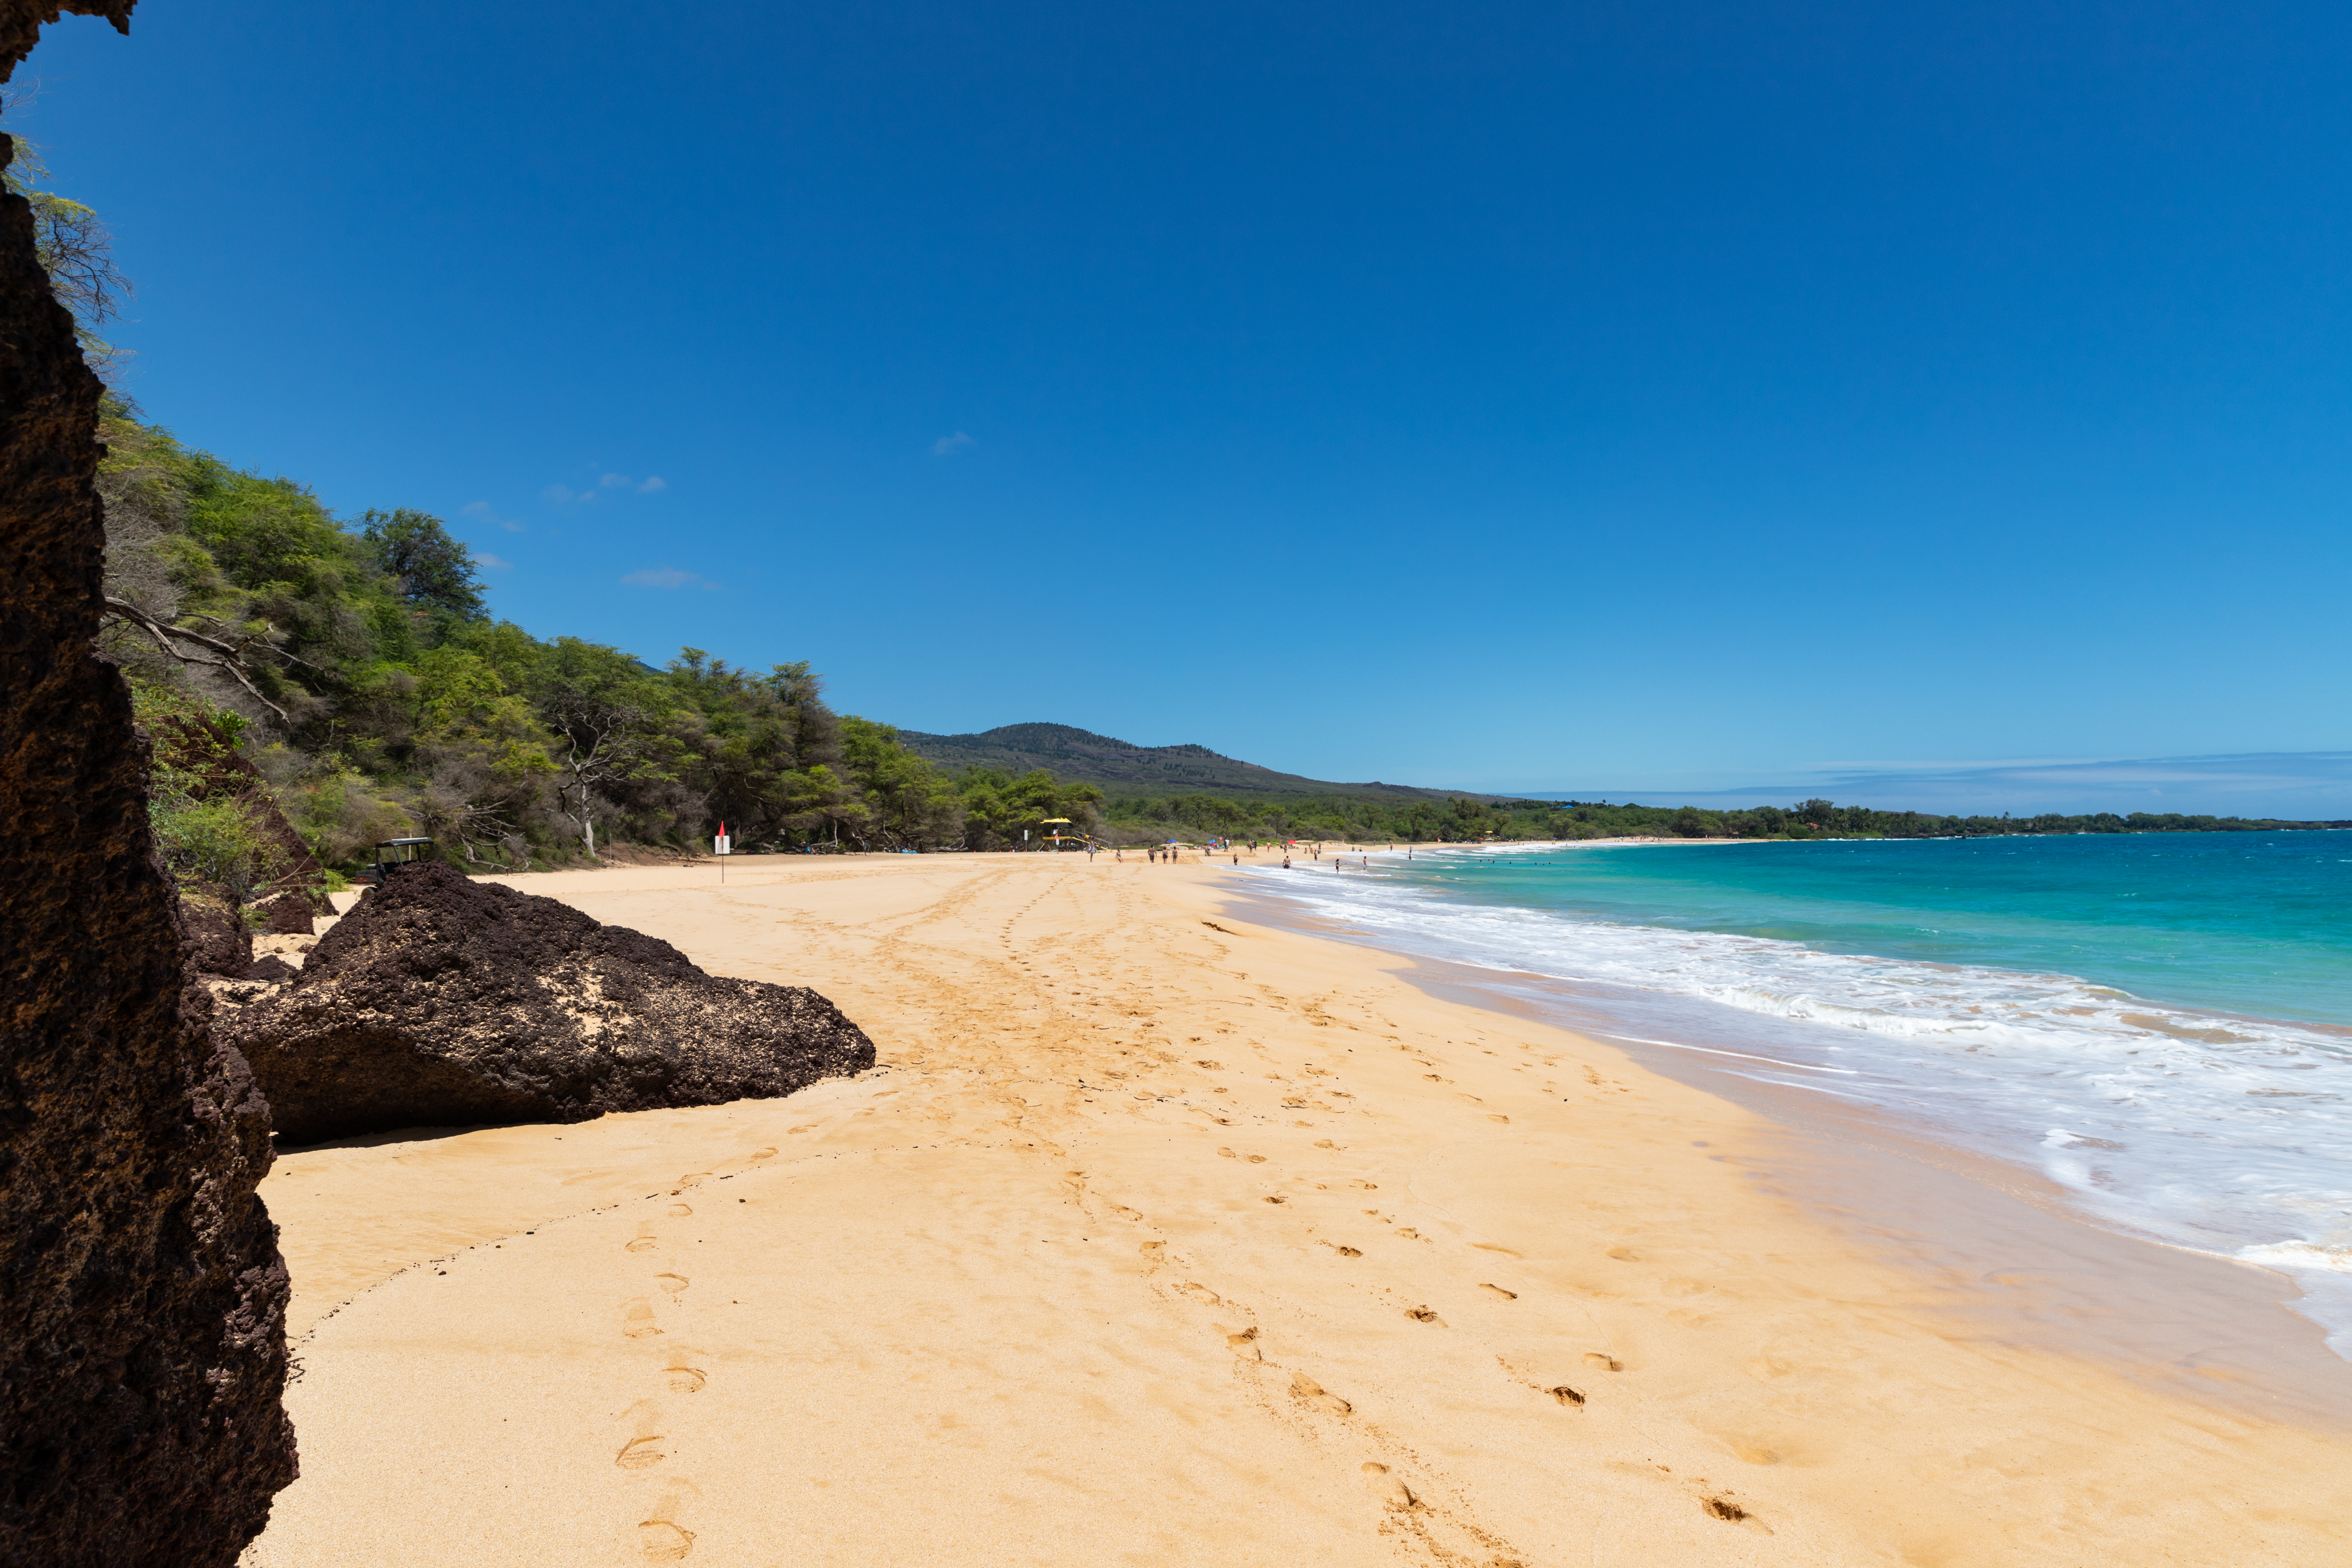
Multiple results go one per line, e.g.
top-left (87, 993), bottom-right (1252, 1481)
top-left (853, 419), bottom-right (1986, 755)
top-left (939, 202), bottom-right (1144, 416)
top-left (1243, 832), bottom-right (2352, 1344)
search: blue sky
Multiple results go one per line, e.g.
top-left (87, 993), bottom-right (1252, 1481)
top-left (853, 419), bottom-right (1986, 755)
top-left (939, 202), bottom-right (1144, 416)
top-left (21, 2), bottom-right (2352, 810)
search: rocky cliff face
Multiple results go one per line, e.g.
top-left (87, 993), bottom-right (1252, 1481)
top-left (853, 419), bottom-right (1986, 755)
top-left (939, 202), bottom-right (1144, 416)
top-left (220, 861), bottom-right (877, 1143)
top-left (0, 5), bottom-right (298, 1564)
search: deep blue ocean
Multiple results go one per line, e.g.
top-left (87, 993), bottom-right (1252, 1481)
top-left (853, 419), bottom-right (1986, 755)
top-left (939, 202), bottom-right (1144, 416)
top-left (1244, 832), bottom-right (2352, 1341)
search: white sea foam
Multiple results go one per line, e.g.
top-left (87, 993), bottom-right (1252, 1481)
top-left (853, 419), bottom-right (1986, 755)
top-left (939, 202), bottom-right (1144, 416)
top-left (1245, 847), bottom-right (2352, 1347)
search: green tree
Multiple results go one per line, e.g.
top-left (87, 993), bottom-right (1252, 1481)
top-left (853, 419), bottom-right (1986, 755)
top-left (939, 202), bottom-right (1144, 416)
top-left (841, 717), bottom-right (963, 849)
top-left (361, 508), bottom-right (487, 635)
top-left (958, 767), bottom-right (1104, 850)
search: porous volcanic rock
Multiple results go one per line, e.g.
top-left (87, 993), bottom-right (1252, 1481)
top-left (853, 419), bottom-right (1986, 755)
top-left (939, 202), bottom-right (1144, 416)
top-left (219, 861), bottom-right (876, 1143)
top-left (0, 6), bottom-right (297, 1564)
top-left (178, 889), bottom-right (253, 978)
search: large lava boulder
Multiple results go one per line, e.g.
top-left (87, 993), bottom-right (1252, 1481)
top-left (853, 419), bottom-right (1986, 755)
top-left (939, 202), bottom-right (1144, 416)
top-left (219, 861), bottom-right (875, 1144)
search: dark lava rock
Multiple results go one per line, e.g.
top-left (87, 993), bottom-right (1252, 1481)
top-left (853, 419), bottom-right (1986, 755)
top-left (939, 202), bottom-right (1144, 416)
top-left (243, 954), bottom-right (299, 983)
top-left (179, 890), bottom-right (253, 978)
top-left (0, 7), bottom-right (296, 1563)
top-left (253, 887), bottom-right (325, 935)
top-left (220, 861), bottom-right (877, 1144)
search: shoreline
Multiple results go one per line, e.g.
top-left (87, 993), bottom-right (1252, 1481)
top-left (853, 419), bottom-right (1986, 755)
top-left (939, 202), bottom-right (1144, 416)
top-left (1220, 876), bottom-right (2352, 1421)
top-left (250, 853), bottom-right (2352, 1565)
top-left (1230, 839), bottom-right (2352, 1347)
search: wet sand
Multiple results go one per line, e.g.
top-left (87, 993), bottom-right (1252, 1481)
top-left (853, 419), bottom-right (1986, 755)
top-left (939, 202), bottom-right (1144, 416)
top-left (245, 853), bottom-right (2352, 1565)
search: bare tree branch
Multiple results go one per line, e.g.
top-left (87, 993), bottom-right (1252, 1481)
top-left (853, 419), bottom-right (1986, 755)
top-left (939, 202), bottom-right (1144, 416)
top-left (102, 594), bottom-right (291, 723)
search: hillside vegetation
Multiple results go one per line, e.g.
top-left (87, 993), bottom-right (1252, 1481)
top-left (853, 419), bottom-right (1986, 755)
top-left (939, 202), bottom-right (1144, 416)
top-left (899, 723), bottom-right (1470, 800)
top-left (96, 406), bottom-right (1104, 874)
top-left (1104, 791), bottom-right (2348, 844)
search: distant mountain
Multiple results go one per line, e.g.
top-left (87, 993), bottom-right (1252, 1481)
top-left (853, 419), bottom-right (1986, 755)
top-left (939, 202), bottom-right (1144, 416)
top-left (894, 723), bottom-right (1487, 801)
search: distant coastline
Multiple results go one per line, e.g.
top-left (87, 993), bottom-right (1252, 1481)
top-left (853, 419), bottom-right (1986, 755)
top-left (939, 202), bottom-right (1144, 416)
top-left (903, 726), bottom-right (2351, 846)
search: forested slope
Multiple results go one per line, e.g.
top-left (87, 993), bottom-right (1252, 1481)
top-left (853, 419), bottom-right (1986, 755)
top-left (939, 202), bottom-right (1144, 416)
top-left (899, 722), bottom-right (1473, 800)
top-left (97, 405), bottom-right (1104, 884)
top-left (1102, 791), bottom-right (2351, 844)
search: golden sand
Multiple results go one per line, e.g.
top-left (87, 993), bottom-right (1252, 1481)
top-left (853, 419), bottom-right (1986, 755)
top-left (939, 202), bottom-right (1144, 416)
top-left (244, 853), bottom-right (2352, 1566)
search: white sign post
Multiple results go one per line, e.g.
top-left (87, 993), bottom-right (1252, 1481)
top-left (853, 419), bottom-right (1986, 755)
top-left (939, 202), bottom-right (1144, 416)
top-left (714, 830), bottom-right (730, 883)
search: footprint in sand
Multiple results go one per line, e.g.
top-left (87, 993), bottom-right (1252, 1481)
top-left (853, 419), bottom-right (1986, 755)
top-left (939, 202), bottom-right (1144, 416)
top-left (623, 1298), bottom-right (662, 1338)
top-left (616, 1401), bottom-right (668, 1468)
top-left (1479, 1283), bottom-right (1518, 1300)
top-left (655, 1273), bottom-right (689, 1294)
top-left (1289, 1372), bottom-right (1352, 1416)
top-left (1547, 1384), bottom-right (1586, 1407)
top-left (667, 1203), bottom-right (693, 1218)
top-left (1406, 1306), bottom-right (1445, 1325)
top-left (616, 1434), bottom-right (669, 1469)
top-left (1219, 1323), bottom-right (1262, 1357)
top-left (665, 1353), bottom-right (708, 1394)
top-left (640, 1519), bottom-right (694, 1563)
top-left (749, 1147), bottom-right (777, 1160)
top-left (1583, 1352), bottom-right (1623, 1372)
top-left (627, 1225), bottom-right (659, 1254)
top-left (638, 1479), bottom-right (698, 1562)
top-left (674, 1173), bottom-right (711, 1193)
top-left (1362, 1462), bottom-right (1417, 1511)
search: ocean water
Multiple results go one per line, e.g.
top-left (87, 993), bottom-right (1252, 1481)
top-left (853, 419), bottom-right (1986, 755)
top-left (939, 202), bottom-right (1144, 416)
top-left (1241, 833), bottom-right (2352, 1346)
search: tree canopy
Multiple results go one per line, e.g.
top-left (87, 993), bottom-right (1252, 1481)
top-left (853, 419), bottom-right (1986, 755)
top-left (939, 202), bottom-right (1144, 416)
top-left (97, 407), bottom-right (1109, 869)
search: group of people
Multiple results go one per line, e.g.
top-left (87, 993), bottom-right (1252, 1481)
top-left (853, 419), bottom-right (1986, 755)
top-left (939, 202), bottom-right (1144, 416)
top-left (1110, 840), bottom-right (1380, 872)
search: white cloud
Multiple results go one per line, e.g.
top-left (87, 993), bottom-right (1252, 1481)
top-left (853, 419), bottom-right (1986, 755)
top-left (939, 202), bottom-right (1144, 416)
top-left (470, 550), bottom-right (513, 571)
top-left (542, 483), bottom-right (579, 504)
top-left (933, 431), bottom-right (977, 456)
top-left (461, 500), bottom-right (525, 533)
top-left (637, 475), bottom-right (666, 493)
top-left (620, 566), bottom-right (716, 591)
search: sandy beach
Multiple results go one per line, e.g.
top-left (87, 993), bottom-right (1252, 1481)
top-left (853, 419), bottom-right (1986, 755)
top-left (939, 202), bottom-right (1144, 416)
top-left (244, 852), bottom-right (2352, 1566)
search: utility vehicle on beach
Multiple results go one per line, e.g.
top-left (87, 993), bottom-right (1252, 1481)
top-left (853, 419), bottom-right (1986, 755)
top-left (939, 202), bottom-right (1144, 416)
top-left (363, 837), bottom-right (439, 887)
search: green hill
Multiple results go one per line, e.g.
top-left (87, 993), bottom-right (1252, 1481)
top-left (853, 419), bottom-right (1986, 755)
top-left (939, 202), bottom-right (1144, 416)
top-left (894, 723), bottom-right (1481, 801)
